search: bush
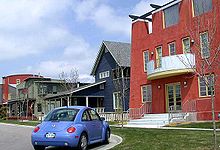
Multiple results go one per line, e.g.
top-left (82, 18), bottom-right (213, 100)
top-left (0, 106), bottom-right (8, 120)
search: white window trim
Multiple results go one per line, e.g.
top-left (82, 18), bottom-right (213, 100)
top-left (99, 71), bottom-right (110, 79)
top-left (168, 42), bottom-right (176, 56)
top-left (198, 75), bottom-right (215, 97)
top-left (182, 37), bottom-right (191, 53)
top-left (143, 50), bottom-right (149, 72)
top-left (141, 85), bottom-right (152, 103)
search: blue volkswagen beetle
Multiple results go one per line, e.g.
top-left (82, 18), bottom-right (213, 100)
top-left (31, 106), bottom-right (110, 150)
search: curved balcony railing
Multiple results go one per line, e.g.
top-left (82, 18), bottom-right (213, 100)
top-left (147, 53), bottom-right (195, 80)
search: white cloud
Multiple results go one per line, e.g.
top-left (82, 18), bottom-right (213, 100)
top-left (73, 0), bottom-right (130, 36)
top-left (0, 0), bottom-right (71, 60)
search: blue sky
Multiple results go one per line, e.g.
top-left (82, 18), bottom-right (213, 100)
top-left (0, 0), bottom-right (169, 82)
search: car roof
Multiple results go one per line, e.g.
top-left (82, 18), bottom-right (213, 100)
top-left (53, 106), bottom-right (91, 110)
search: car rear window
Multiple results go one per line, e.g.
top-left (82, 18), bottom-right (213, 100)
top-left (44, 108), bottom-right (79, 121)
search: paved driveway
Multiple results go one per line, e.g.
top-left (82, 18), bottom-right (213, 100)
top-left (0, 123), bottom-right (121, 150)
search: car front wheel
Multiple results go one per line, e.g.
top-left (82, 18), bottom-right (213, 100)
top-left (103, 128), bottom-right (110, 144)
top-left (33, 145), bottom-right (45, 150)
top-left (78, 133), bottom-right (88, 150)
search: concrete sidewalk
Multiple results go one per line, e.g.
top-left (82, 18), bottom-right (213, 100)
top-left (111, 124), bottom-right (220, 131)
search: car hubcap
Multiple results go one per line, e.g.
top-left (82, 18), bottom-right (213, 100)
top-left (81, 135), bottom-right (87, 149)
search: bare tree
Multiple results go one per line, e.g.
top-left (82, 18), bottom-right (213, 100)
top-left (59, 68), bottom-right (79, 106)
top-left (179, 2), bottom-right (220, 149)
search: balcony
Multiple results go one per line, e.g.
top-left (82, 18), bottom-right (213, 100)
top-left (147, 53), bottom-right (195, 80)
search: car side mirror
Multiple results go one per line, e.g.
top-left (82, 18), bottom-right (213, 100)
top-left (100, 117), bottom-right (105, 121)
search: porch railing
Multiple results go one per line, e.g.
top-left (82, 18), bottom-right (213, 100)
top-left (98, 112), bottom-right (129, 122)
top-left (182, 99), bottom-right (197, 112)
top-left (129, 102), bottom-right (152, 119)
top-left (93, 107), bottom-right (105, 113)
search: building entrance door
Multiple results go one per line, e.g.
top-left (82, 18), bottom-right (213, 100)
top-left (166, 83), bottom-right (182, 112)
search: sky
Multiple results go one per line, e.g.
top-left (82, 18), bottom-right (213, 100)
top-left (0, 0), bottom-right (170, 83)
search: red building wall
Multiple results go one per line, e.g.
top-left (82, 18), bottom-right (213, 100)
top-left (2, 74), bottom-right (39, 104)
top-left (130, 0), bottom-right (220, 120)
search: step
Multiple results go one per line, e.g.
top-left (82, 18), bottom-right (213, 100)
top-left (128, 121), bottom-right (168, 126)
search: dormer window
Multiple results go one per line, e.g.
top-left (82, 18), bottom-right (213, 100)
top-left (163, 3), bottom-right (179, 28)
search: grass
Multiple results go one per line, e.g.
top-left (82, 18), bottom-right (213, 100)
top-left (111, 127), bottom-right (220, 150)
top-left (1, 119), bottom-right (220, 150)
top-left (0, 119), bottom-right (40, 126)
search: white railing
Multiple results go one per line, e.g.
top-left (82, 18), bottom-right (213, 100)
top-left (99, 112), bottom-right (129, 122)
top-left (147, 53), bottom-right (195, 76)
top-left (129, 102), bottom-right (152, 119)
top-left (182, 99), bottom-right (197, 112)
top-left (93, 107), bottom-right (105, 113)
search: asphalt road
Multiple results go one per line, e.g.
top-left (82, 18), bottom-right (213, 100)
top-left (0, 123), bottom-right (121, 150)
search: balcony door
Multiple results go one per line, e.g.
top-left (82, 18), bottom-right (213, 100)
top-left (156, 46), bottom-right (162, 68)
top-left (166, 83), bottom-right (182, 112)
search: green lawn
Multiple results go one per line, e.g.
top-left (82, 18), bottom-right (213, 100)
top-left (1, 120), bottom-right (219, 150)
top-left (111, 127), bottom-right (219, 150)
top-left (0, 119), bottom-right (40, 126)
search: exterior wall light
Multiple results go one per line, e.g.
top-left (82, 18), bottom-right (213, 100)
top-left (183, 81), bottom-right (187, 87)
top-left (151, 51), bottom-right (154, 55)
top-left (158, 85), bottom-right (161, 89)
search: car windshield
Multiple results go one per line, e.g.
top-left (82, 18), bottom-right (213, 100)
top-left (44, 108), bottom-right (79, 121)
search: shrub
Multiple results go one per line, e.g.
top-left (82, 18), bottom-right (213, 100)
top-left (0, 106), bottom-right (8, 120)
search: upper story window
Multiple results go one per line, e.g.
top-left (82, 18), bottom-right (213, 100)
top-left (193, 0), bottom-right (212, 16)
top-left (143, 51), bottom-right (149, 72)
top-left (141, 85), bottom-right (152, 103)
top-left (182, 37), bottom-right (191, 53)
top-left (112, 68), bottom-right (130, 79)
top-left (16, 79), bottom-right (20, 85)
top-left (164, 3), bottom-right (179, 28)
top-left (99, 71), bottom-right (109, 79)
top-left (200, 32), bottom-right (210, 58)
top-left (168, 42), bottom-right (176, 56)
top-left (156, 46), bottom-right (162, 68)
top-left (199, 75), bottom-right (214, 97)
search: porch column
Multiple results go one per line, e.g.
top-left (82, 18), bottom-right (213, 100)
top-left (49, 100), bottom-right (51, 111)
top-left (86, 96), bottom-right (89, 107)
top-left (61, 98), bottom-right (63, 107)
top-left (8, 103), bottom-right (11, 117)
top-left (55, 99), bottom-right (57, 108)
top-left (26, 100), bottom-right (29, 118)
top-left (67, 96), bottom-right (70, 107)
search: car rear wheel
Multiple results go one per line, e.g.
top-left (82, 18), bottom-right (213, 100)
top-left (33, 145), bottom-right (45, 150)
top-left (103, 128), bottom-right (110, 144)
top-left (78, 133), bottom-right (88, 150)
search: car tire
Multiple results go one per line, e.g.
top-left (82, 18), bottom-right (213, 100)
top-left (103, 128), bottom-right (110, 144)
top-left (78, 133), bottom-right (88, 150)
top-left (33, 145), bottom-right (45, 150)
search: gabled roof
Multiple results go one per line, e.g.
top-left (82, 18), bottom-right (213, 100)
top-left (91, 40), bottom-right (131, 76)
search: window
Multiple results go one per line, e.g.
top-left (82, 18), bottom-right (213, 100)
top-left (37, 103), bottom-right (42, 112)
top-left (82, 110), bottom-right (91, 121)
top-left (99, 84), bottom-right (105, 90)
top-left (156, 46), bottom-right (162, 68)
top-left (52, 86), bottom-right (57, 94)
top-left (143, 51), bottom-right (149, 72)
top-left (88, 109), bottom-right (100, 120)
top-left (193, 0), bottom-right (212, 16)
top-left (113, 92), bottom-right (122, 109)
top-left (16, 79), bottom-right (20, 85)
top-left (141, 85), bottom-right (152, 103)
top-left (182, 37), bottom-right (191, 53)
top-left (168, 42), bottom-right (176, 56)
top-left (164, 4), bottom-right (179, 28)
top-left (99, 71), bottom-right (110, 79)
top-left (200, 32), bottom-right (210, 58)
top-left (199, 75), bottom-right (214, 97)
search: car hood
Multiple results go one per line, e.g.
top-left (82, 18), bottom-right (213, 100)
top-left (40, 121), bottom-right (74, 132)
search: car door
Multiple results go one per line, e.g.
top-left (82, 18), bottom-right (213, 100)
top-left (81, 110), bottom-right (96, 141)
top-left (87, 109), bottom-right (102, 140)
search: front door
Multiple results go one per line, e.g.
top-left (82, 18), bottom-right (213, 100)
top-left (166, 83), bottom-right (182, 112)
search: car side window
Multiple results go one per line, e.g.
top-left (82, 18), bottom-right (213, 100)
top-left (88, 109), bottom-right (100, 121)
top-left (82, 110), bottom-right (91, 121)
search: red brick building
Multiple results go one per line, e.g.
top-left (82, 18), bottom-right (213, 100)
top-left (2, 74), bottom-right (41, 104)
top-left (129, 0), bottom-right (220, 120)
